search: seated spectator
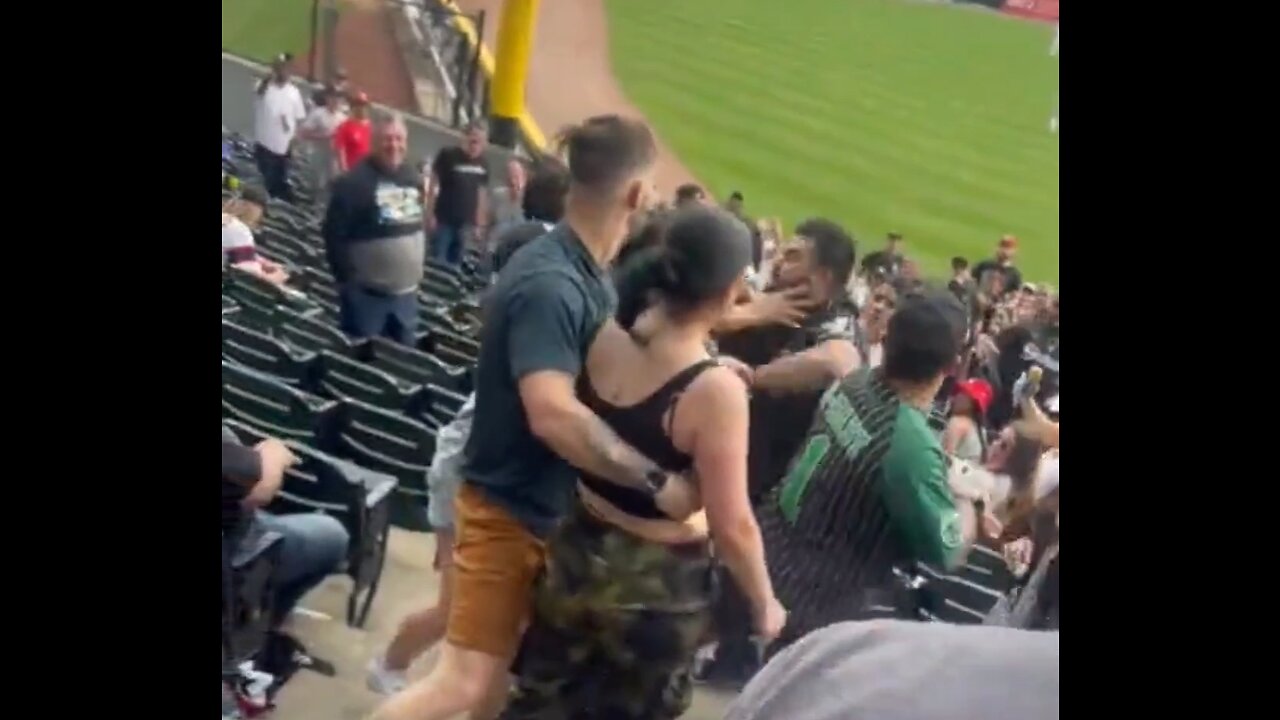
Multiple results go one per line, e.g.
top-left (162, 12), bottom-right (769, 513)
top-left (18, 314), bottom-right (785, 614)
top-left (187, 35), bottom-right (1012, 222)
top-left (222, 184), bottom-right (289, 286)
top-left (221, 427), bottom-right (350, 630)
top-left (726, 620), bottom-right (1058, 720)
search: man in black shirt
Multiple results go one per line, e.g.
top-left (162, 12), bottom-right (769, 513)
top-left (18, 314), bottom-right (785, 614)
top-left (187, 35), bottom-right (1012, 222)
top-left (704, 218), bottom-right (861, 686)
top-left (972, 235), bottom-right (1024, 298)
top-left (427, 124), bottom-right (490, 268)
top-left (222, 428), bottom-right (349, 627)
top-left (861, 231), bottom-right (906, 279)
top-left (322, 114), bottom-right (426, 346)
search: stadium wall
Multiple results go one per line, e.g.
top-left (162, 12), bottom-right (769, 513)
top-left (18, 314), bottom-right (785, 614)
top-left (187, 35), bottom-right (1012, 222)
top-left (221, 52), bottom-right (519, 184)
top-left (1000, 0), bottom-right (1059, 22)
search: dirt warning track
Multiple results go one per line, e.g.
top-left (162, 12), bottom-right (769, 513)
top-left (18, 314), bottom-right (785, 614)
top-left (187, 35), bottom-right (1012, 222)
top-left (456, 0), bottom-right (701, 196)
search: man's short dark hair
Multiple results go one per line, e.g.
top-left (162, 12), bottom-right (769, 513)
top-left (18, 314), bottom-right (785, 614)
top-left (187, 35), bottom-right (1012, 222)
top-left (888, 231), bottom-right (903, 242)
top-left (557, 115), bottom-right (656, 191)
top-left (882, 290), bottom-right (967, 383)
top-left (951, 256), bottom-right (969, 272)
top-left (521, 158), bottom-right (570, 224)
top-left (729, 191), bottom-right (744, 202)
top-left (795, 218), bottom-right (856, 288)
top-left (675, 183), bottom-right (704, 205)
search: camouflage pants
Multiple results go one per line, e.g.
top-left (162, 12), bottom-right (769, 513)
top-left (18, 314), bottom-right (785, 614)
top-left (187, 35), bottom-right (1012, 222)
top-left (501, 504), bottom-right (714, 720)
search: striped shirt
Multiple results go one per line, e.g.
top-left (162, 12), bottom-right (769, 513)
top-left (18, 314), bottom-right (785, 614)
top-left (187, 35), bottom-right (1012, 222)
top-left (759, 368), bottom-right (962, 641)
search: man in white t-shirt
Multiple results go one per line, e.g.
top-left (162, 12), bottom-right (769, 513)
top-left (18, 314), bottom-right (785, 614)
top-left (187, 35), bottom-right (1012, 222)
top-left (222, 184), bottom-right (288, 286)
top-left (253, 54), bottom-right (307, 202)
top-left (299, 86), bottom-right (348, 193)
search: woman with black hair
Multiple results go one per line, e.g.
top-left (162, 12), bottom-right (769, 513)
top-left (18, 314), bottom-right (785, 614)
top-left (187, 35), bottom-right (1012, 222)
top-left (502, 206), bottom-right (784, 720)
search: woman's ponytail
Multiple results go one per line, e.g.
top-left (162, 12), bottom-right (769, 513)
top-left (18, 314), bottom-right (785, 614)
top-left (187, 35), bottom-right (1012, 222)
top-left (614, 246), bottom-right (673, 333)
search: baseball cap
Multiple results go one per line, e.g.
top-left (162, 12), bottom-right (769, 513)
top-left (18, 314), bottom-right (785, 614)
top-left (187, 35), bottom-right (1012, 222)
top-left (954, 378), bottom-right (994, 416)
top-left (999, 234), bottom-right (1018, 249)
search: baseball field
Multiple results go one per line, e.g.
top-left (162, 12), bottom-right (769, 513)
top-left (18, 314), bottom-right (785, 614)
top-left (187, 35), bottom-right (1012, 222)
top-left (604, 0), bottom-right (1059, 283)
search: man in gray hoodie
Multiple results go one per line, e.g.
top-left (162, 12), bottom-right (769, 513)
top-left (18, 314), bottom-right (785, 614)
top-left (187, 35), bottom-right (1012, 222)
top-left (725, 620), bottom-right (1058, 720)
top-left (322, 113), bottom-right (426, 346)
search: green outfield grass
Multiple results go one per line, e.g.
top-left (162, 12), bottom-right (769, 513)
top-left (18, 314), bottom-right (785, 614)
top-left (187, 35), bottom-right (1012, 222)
top-left (605, 0), bottom-right (1059, 283)
top-left (222, 0), bottom-right (317, 63)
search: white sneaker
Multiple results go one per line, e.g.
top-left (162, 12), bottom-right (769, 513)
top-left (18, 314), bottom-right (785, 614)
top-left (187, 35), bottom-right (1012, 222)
top-left (366, 654), bottom-right (408, 696)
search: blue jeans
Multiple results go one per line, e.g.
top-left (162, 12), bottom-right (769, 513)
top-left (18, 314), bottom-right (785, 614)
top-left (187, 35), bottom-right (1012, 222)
top-left (430, 223), bottom-right (470, 267)
top-left (253, 511), bottom-right (349, 625)
top-left (338, 285), bottom-right (419, 346)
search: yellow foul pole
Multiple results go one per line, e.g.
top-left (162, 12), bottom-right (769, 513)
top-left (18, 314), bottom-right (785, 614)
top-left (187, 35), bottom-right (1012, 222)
top-left (489, 0), bottom-right (540, 149)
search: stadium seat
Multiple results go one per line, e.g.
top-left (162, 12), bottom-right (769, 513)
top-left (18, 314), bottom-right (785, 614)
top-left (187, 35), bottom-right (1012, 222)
top-left (225, 268), bottom-right (323, 330)
top-left (258, 226), bottom-right (324, 270)
top-left (222, 319), bottom-right (319, 387)
top-left (225, 419), bottom-right (397, 629)
top-left (364, 337), bottom-right (470, 394)
top-left (334, 398), bottom-right (437, 532)
top-left (223, 528), bottom-right (283, 668)
top-left (425, 325), bottom-right (480, 364)
top-left (318, 351), bottom-right (428, 415)
top-left (421, 384), bottom-right (469, 427)
top-left (222, 361), bottom-right (341, 446)
top-left (277, 306), bottom-right (366, 359)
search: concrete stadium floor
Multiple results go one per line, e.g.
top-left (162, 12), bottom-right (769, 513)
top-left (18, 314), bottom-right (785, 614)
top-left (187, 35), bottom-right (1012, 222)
top-left (271, 528), bottom-right (736, 720)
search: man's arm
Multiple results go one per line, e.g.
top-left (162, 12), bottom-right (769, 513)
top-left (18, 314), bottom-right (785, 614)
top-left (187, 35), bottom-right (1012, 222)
top-left (880, 416), bottom-right (973, 569)
top-left (753, 338), bottom-right (860, 394)
top-left (506, 280), bottom-right (695, 516)
top-left (715, 286), bottom-right (816, 333)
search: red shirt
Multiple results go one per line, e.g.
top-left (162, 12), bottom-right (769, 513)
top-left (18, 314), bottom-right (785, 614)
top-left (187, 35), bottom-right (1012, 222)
top-left (333, 118), bottom-right (372, 170)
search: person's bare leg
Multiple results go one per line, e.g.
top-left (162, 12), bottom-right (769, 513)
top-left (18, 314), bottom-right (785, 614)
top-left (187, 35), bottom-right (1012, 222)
top-left (365, 643), bottom-right (508, 720)
top-left (385, 536), bottom-right (456, 671)
top-left (468, 670), bottom-right (513, 720)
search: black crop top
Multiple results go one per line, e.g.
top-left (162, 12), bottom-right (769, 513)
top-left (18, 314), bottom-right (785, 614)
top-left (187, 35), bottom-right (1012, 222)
top-left (575, 358), bottom-right (719, 519)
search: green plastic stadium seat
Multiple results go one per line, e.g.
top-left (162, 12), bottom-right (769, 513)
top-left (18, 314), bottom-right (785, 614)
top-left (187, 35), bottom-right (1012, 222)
top-left (277, 306), bottom-right (365, 359)
top-left (221, 319), bottom-right (319, 386)
top-left (364, 337), bottom-right (470, 393)
top-left (318, 351), bottom-right (427, 415)
top-left (426, 325), bottom-right (480, 364)
top-left (225, 419), bottom-right (397, 629)
top-left (421, 384), bottom-right (470, 426)
top-left (334, 399), bottom-right (437, 532)
top-left (221, 361), bottom-right (340, 446)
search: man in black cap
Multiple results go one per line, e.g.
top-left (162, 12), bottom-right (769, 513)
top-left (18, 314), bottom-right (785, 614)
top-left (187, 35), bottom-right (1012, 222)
top-left (252, 53), bottom-right (307, 201)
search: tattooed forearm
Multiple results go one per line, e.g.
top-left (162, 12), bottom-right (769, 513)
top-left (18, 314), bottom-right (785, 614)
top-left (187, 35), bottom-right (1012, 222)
top-left (576, 410), bottom-right (664, 493)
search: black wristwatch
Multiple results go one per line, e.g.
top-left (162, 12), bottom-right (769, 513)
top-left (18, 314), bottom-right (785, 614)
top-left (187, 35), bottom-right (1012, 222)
top-left (645, 468), bottom-right (669, 496)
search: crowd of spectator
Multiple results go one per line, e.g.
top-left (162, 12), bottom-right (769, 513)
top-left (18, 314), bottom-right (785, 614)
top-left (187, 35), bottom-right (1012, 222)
top-left (225, 64), bottom-right (1058, 720)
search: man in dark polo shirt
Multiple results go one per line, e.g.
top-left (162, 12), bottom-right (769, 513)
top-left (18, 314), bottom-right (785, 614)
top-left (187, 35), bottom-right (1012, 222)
top-left (702, 218), bottom-right (861, 687)
top-left (369, 116), bottom-right (698, 720)
top-left (322, 113), bottom-right (425, 346)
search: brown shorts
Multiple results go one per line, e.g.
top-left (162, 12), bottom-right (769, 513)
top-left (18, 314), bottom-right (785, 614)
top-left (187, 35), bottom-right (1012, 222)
top-left (446, 483), bottom-right (547, 658)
